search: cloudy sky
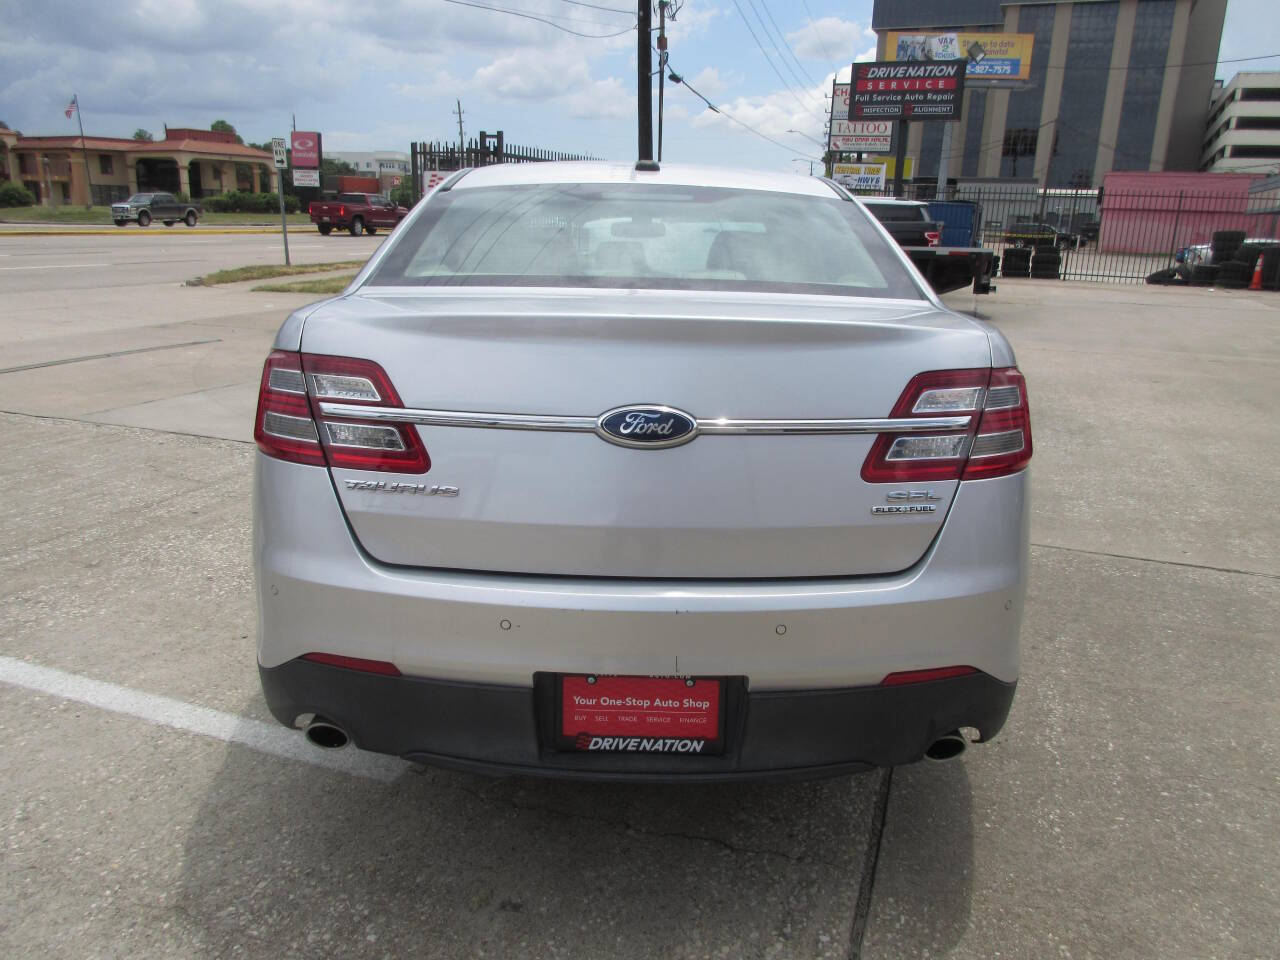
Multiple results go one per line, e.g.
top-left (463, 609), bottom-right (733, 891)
top-left (1, 0), bottom-right (1275, 171)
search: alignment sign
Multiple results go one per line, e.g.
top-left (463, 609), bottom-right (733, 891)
top-left (849, 61), bottom-right (966, 120)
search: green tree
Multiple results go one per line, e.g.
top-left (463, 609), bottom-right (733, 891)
top-left (321, 157), bottom-right (357, 177)
top-left (210, 119), bottom-right (244, 145)
top-left (133, 128), bottom-right (153, 141)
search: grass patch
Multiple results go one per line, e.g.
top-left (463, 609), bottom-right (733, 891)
top-left (0, 205), bottom-right (310, 226)
top-left (252, 273), bottom-right (358, 294)
top-left (188, 261), bottom-right (366, 286)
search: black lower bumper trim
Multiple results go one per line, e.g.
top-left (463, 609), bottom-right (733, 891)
top-left (259, 660), bottom-right (1016, 782)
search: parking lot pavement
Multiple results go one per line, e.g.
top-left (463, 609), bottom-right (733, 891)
top-left (861, 282), bottom-right (1280, 958)
top-left (1, 248), bottom-right (1278, 958)
top-left (0, 414), bottom-right (879, 960)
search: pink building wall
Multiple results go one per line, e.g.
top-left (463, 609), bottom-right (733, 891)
top-left (1099, 171), bottom-right (1280, 254)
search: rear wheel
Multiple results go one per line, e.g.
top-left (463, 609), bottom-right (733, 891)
top-left (185, 211), bottom-right (197, 227)
top-left (318, 224), bottom-right (333, 236)
top-left (349, 216), bottom-right (364, 236)
top-left (163, 220), bottom-right (175, 227)
top-left (138, 211), bottom-right (151, 227)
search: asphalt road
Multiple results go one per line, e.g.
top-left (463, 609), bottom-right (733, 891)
top-left (1, 233), bottom-right (1276, 958)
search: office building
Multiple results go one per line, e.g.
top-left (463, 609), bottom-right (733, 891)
top-left (869, 0), bottom-right (1228, 187)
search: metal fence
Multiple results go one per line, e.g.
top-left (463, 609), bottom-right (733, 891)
top-left (409, 135), bottom-right (599, 204)
top-left (853, 182), bottom-right (1280, 284)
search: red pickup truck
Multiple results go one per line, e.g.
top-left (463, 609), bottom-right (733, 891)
top-left (309, 193), bottom-right (409, 236)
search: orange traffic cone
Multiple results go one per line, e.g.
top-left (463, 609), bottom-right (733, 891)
top-left (1249, 258), bottom-right (1264, 290)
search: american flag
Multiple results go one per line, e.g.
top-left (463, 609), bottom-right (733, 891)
top-left (65, 96), bottom-right (77, 119)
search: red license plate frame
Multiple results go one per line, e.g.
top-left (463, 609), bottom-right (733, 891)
top-left (555, 674), bottom-right (726, 755)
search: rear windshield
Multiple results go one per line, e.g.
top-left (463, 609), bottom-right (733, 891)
top-left (336, 194), bottom-right (369, 204)
top-left (864, 203), bottom-right (928, 222)
top-left (367, 183), bottom-right (923, 299)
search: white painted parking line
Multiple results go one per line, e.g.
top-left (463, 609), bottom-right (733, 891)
top-left (0, 262), bottom-right (111, 271)
top-left (0, 656), bottom-right (406, 782)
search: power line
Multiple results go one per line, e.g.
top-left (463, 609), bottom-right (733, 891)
top-left (799, 0), bottom-right (839, 75)
top-left (728, 0), bottom-right (825, 122)
top-left (440, 0), bottom-right (636, 37)
top-left (667, 56), bottom-right (822, 161)
top-left (554, 0), bottom-right (633, 13)
top-left (754, 0), bottom-right (821, 88)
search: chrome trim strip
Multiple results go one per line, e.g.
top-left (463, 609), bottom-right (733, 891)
top-left (318, 402), bottom-right (971, 435)
top-left (318, 403), bottom-right (598, 432)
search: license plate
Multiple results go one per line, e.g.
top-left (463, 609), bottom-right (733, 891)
top-left (556, 674), bottom-right (724, 755)
top-left (321, 216), bottom-right (330, 222)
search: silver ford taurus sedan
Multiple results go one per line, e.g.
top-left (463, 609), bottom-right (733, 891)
top-left (253, 162), bottom-right (1031, 780)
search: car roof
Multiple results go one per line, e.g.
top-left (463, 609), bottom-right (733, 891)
top-left (451, 161), bottom-right (841, 198)
top-left (861, 198), bottom-right (927, 207)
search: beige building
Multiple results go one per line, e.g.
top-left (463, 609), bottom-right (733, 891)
top-left (871, 0), bottom-right (1228, 188)
top-left (1, 126), bottom-right (277, 206)
top-left (1202, 72), bottom-right (1280, 174)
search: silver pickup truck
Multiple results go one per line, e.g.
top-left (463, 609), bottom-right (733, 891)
top-left (111, 193), bottom-right (201, 228)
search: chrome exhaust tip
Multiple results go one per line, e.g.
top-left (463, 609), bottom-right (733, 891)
top-left (924, 731), bottom-right (967, 762)
top-left (304, 719), bottom-right (350, 750)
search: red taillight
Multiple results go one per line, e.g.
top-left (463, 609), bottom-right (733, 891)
top-left (255, 351), bottom-right (326, 466)
top-left (925, 230), bottom-right (941, 247)
top-left (881, 665), bottom-right (978, 686)
top-left (339, 205), bottom-right (346, 218)
top-left (860, 367), bottom-right (1032, 483)
top-left (253, 352), bottom-right (430, 473)
top-left (963, 367), bottom-right (1032, 480)
top-left (301, 653), bottom-right (402, 676)
top-left (308, 202), bottom-right (315, 215)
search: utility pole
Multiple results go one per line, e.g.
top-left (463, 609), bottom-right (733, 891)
top-left (453, 99), bottom-right (465, 161)
top-left (636, 1), bottom-right (655, 166)
top-left (657, 1), bottom-right (669, 162)
top-left (71, 94), bottom-right (95, 208)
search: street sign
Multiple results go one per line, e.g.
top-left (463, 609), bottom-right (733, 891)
top-left (271, 138), bottom-right (287, 169)
top-left (832, 162), bottom-right (887, 191)
top-left (828, 90), bottom-right (896, 153)
top-left (849, 61), bottom-right (965, 120)
top-left (290, 131), bottom-right (322, 168)
top-left (292, 169), bottom-right (320, 188)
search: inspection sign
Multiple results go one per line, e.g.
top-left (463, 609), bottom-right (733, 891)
top-left (849, 61), bottom-right (965, 120)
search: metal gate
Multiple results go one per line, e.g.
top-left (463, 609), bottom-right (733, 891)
top-left (409, 134), bottom-right (598, 204)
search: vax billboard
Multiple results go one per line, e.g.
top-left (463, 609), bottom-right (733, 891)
top-left (883, 32), bottom-right (1035, 82)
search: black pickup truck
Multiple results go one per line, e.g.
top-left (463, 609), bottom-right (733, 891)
top-left (862, 199), bottom-right (995, 295)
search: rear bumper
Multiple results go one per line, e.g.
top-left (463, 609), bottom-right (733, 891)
top-left (254, 454), bottom-right (1029, 690)
top-left (260, 657), bottom-right (1016, 781)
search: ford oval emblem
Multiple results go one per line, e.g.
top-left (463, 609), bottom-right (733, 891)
top-left (596, 405), bottom-right (698, 449)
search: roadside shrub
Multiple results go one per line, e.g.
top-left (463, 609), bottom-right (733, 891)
top-left (202, 191), bottom-right (299, 214)
top-left (389, 183), bottom-right (416, 209)
top-left (0, 181), bottom-right (37, 207)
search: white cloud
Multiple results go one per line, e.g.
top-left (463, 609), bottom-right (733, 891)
top-left (785, 17), bottom-right (874, 65)
top-left (688, 67), bottom-right (729, 99)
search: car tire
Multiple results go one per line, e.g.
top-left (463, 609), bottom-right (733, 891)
top-left (1190, 264), bottom-right (1219, 286)
top-left (138, 211), bottom-right (151, 227)
top-left (185, 211), bottom-right (197, 227)
top-left (349, 217), bottom-right (364, 236)
top-left (113, 219), bottom-right (127, 227)
top-left (318, 224), bottom-right (332, 236)
top-left (163, 220), bottom-right (175, 227)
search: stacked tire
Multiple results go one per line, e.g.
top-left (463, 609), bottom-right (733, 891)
top-left (1030, 246), bottom-right (1061, 280)
top-left (1190, 264), bottom-right (1219, 286)
top-left (1001, 246), bottom-right (1031, 278)
top-left (1215, 259), bottom-right (1252, 289)
top-left (1211, 230), bottom-right (1245, 264)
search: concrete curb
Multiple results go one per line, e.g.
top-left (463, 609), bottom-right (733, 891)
top-left (0, 227), bottom-right (294, 237)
